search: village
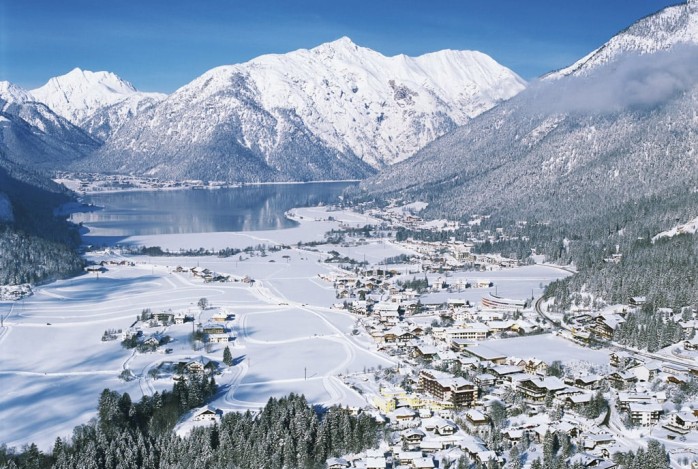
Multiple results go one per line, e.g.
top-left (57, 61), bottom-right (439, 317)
top-left (74, 204), bottom-right (698, 469)
top-left (311, 220), bottom-right (698, 469)
top-left (54, 171), bottom-right (241, 194)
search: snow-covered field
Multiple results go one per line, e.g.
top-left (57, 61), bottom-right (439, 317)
top-left (469, 334), bottom-right (609, 366)
top-left (419, 264), bottom-right (572, 304)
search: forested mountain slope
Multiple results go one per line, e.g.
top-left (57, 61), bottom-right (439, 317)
top-left (0, 159), bottom-right (83, 285)
top-left (360, 3), bottom-right (698, 310)
top-left (362, 45), bottom-right (698, 223)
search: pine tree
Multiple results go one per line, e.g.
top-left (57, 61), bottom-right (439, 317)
top-left (647, 323), bottom-right (659, 352)
top-left (509, 446), bottom-right (521, 469)
top-left (223, 346), bottom-right (233, 366)
top-left (645, 439), bottom-right (669, 469)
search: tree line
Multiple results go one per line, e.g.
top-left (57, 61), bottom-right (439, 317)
top-left (0, 387), bottom-right (382, 469)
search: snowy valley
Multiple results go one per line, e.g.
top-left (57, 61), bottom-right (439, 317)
top-left (2, 3), bottom-right (698, 469)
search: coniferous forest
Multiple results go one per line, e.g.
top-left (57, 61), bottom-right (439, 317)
top-left (0, 383), bottom-right (383, 469)
top-left (0, 162), bottom-right (84, 285)
top-left (392, 188), bottom-right (698, 314)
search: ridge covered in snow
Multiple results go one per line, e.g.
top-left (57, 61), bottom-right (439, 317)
top-left (29, 68), bottom-right (166, 140)
top-left (362, 2), bottom-right (698, 223)
top-left (546, 0), bottom-right (698, 79)
top-left (0, 81), bottom-right (32, 104)
top-left (252, 37), bottom-right (526, 167)
top-left (1, 78), bottom-right (100, 170)
top-left (192, 36), bottom-right (526, 168)
top-left (89, 37), bottom-right (526, 182)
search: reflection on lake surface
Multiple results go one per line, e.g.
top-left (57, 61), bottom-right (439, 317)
top-left (71, 182), bottom-right (356, 236)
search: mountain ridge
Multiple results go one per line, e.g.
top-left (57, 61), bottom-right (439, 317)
top-left (545, 0), bottom-right (698, 79)
top-left (83, 37), bottom-right (525, 182)
top-left (29, 67), bottom-right (166, 141)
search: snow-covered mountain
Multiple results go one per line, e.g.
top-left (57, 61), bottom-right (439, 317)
top-left (0, 82), bottom-right (99, 170)
top-left (30, 68), bottom-right (166, 141)
top-left (0, 82), bottom-right (32, 104)
top-left (546, 0), bottom-right (698, 79)
top-left (362, 2), bottom-right (698, 222)
top-left (88, 37), bottom-right (525, 182)
top-left (230, 37), bottom-right (525, 168)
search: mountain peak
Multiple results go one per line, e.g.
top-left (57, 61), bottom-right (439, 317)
top-left (66, 66), bottom-right (85, 76)
top-left (40, 68), bottom-right (137, 94)
top-left (310, 36), bottom-right (361, 57)
top-left (0, 81), bottom-right (32, 104)
top-left (546, 0), bottom-right (698, 79)
top-left (28, 68), bottom-right (165, 131)
top-left (328, 36), bottom-right (356, 46)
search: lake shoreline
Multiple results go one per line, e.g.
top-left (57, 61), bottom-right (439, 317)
top-left (55, 172), bottom-right (362, 196)
top-left (69, 182), bottom-right (357, 239)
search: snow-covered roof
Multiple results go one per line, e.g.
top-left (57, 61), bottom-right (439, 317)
top-left (413, 457), bottom-right (435, 468)
top-left (391, 407), bottom-right (417, 418)
top-left (417, 345), bottom-right (439, 355)
top-left (326, 457), bottom-right (350, 468)
top-left (629, 402), bottom-right (663, 413)
top-left (490, 365), bottom-right (523, 375)
top-left (567, 393), bottom-right (593, 404)
top-left (540, 376), bottom-right (567, 390)
top-left (466, 409), bottom-right (487, 421)
top-left (365, 457), bottom-right (387, 469)
top-left (396, 450), bottom-right (422, 460)
top-left (402, 428), bottom-right (426, 438)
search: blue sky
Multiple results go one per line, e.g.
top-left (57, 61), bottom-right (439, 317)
top-left (0, 0), bottom-right (681, 93)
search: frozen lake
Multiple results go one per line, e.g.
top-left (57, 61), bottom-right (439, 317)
top-left (71, 182), bottom-right (356, 238)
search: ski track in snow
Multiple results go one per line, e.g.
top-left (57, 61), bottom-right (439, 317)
top-left (213, 266), bottom-right (393, 411)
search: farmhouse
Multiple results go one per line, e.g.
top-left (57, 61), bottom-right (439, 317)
top-left (572, 374), bottom-right (603, 390)
top-left (194, 406), bottom-right (221, 422)
top-left (630, 362), bottom-right (662, 382)
top-left (664, 411), bottom-right (698, 434)
top-left (465, 409), bottom-right (489, 428)
top-left (207, 333), bottom-right (234, 344)
top-left (609, 351), bottom-right (637, 369)
top-left (201, 323), bottom-right (226, 334)
top-left (422, 416), bottom-right (458, 435)
top-left (154, 311), bottom-right (174, 323)
top-left (389, 406), bottom-right (418, 427)
top-left (185, 357), bottom-right (217, 374)
top-left (401, 428), bottom-right (426, 447)
top-left (211, 311), bottom-right (229, 322)
top-left (592, 313), bottom-right (625, 340)
top-left (414, 345), bottom-right (439, 361)
top-left (606, 370), bottom-right (636, 389)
